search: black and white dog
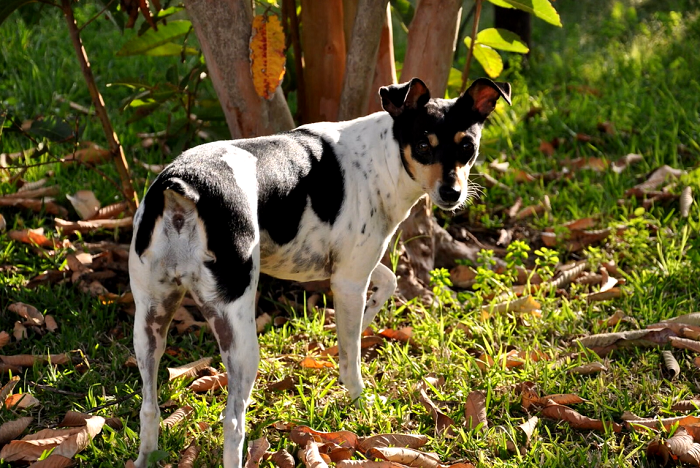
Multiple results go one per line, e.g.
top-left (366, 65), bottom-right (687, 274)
top-left (129, 77), bottom-right (510, 467)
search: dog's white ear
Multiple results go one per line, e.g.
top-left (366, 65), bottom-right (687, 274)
top-left (464, 78), bottom-right (512, 118)
top-left (379, 78), bottom-right (431, 117)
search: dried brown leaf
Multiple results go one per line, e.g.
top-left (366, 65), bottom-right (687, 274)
top-left (245, 436), bottom-right (270, 468)
top-left (540, 404), bottom-right (621, 432)
top-left (303, 440), bottom-right (330, 468)
top-left (0, 417), bottom-right (33, 445)
top-left (269, 449), bottom-right (296, 468)
top-left (358, 434), bottom-right (428, 452)
top-left (54, 217), bottom-right (133, 234)
top-left (598, 310), bottom-right (626, 327)
top-left (0, 375), bottom-right (20, 404)
top-left (449, 265), bottom-right (476, 288)
top-left (626, 415), bottom-right (700, 431)
top-left (0, 198), bottom-right (68, 217)
top-left (167, 357), bottom-right (213, 381)
top-left (518, 416), bottom-right (538, 446)
top-left (577, 328), bottom-right (676, 351)
top-left (541, 394), bottom-right (585, 406)
top-left (671, 336), bottom-right (700, 353)
top-left (51, 415), bottom-right (105, 458)
top-left (0, 353), bottom-right (70, 367)
top-left (266, 376), bottom-right (295, 392)
top-left (44, 315), bottom-right (58, 332)
top-left (291, 426), bottom-right (358, 449)
top-left (161, 405), bottom-right (193, 429)
top-left (681, 186), bottom-right (694, 218)
top-left (612, 153), bottom-right (643, 173)
top-left (13, 321), bottom-right (27, 341)
top-left (662, 350), bottom-right (680, 379)
top-left (26, 453), bottom-right (74, 467)
top-left (673, 400), bottom-right (700, 412)
top-left (190, 372), bottom-right (228, 392)
top-left (626, 165), bottom-right (684, 196)
top-left (336, 461), bottom-right (409, 468)
top-left (586, 288), bottom-right (622, 302)
top-left (0, 330), bottom-right (9, 348)
top-left (66, 190), bottom-right (100, 220)
top-left (366, 447), bottom-right (441, 468)
top-left (5, 393), bottom-right (40, 409)
top-left (300, 356), bottom-right (335, 369)
top-left (418, 388), bottom-right (456, 438)
top-left (464, 390), bottom-right (487, 431)
top-left (256, 313), bottom-right (272, 333)
top-left (8, 302), bottom-right (45, 326)
top-left (567, 361), bottom-right (606, 375)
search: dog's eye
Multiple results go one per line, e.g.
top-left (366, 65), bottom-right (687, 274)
top-left (461, 141), bottom-right (474, 153)
top-left (416, 141), bottom-right (430, 152)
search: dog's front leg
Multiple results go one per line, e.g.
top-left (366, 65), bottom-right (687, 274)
top-left (331, 274), bottom-right (371, 401)
top-left (362, 263), bottom-right (397, 330)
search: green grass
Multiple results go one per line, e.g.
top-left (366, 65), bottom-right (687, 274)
top-left (2, 1), bottom-right (700, 467)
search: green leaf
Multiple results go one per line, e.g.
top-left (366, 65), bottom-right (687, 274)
top-left (476, 28), bottom-right (529, 53)
top-left (465, 38), bottom-right (503, 79)
top-left (0, 0), bottom-right (36, 26)
top-left (487, 0), bottom-right (561, 27)
top-left (28, 117), bottom-right (75, 142)
top-left (143, 43), bottom-right (199, 57)
top-left (116, 20), bottom-right (192, 56)
top-left (390, 0), bottom-right (414, 27)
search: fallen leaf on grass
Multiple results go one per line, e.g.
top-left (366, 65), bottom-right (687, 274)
top-left (66, 190), bottom-right (100, 220)
top-left (626, 415), bottom-right (700, 431)
top-left (337, 461), bottom-right (409, 468)
top-left (514, 198), bottom-right (550, 221)
top-left (0, 417), bottom-right (33, 444)
top-left (190, 372), bottom-right (228, 392)
top-left (291, 426), bottom-right (358, 449)
top-left (8, 228), bottom-right (56, 249)
top-left (0, 353), bottom-right (70, 367)
top-left (0, 376), bottom-right (20, 402)
top-left (564, 157), bottom-right (608, 172)
top-left (358, 434), bottom-right (428, 452)
top-left (662, 350), bottom-right (680, 379)
top-left (161, 405), bottom-right (193, 429)
top-left (673, 400), bottom-right (700, 412)
top-left (245, 436), bottom-right (270, 468)
top-left (8, 302), bottom-right (45, 326)
top-left (268, 449), bottom-right (296, 468)
top-left (5, 393), bottom-right (40, 409)
top-left (464, 390), bottom-right (487, 431)
top-left (542, 394), bottom-right (586, 406)
top-left (321, 336), bottom-right (384, 357)
top-left (567, 362), bottom-right (606, 375)
top-left (540, 404), bottom-right (621, 433)
top-left (681, 186), bottom-right (694, 218)
top-left (256, 313), bottom-right (272, 333)
top-left (13, 322), bottom-right (27, 341)
top-left (576, 328), bottom-right (676, 355)
top-left (302, 440), bottom-right (330, 468)
top-left (167, 357), bottom-right (213, 381)
top-left (44, 315), bottom-right (58, 332)
top-left (366, 447), bottom-right (441, 468)
top-left (481, 295), bottom-right (540, 320)
top-left (519, 416), bottom-right (538, 446)
top-left (377, 327), bottom-right (415, 346)
top-left (586, 288), bottom-right (622, 302)
top-left (63, 143), bottom-right (110, 164)
top-left (611, 153), bottom-right (643, 173)
top-left (0, 331), bottom-right (9, 348)
top-left (178, 443), bottom-right (201, 468)
top-left (670, 336), bottom-right (700, 353)
top-left (668, 427), bottom-right (700, 465)
top-left (300, 357), bottom-right (335, 369)
top-left (0, 198), bottom-right (68, 217)
top-left (417, 388), bottom-right (456, 438)
top-left (449, 265), bottom-right (476, 288)
top-left (54, 217), bottom-right (133, 234)
top-left (598, 310), bottom-right (626, 327)
top-left (626, 165), bottom-right (684, 196)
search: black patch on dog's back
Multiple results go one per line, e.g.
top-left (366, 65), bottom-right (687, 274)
top-left (238, 128), bottom-right (345, 245)
top-left (135, 146), bottom-right (256, 303)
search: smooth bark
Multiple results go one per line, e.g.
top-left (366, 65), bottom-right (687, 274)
top-left (367, 4), bottom-right (397, 114)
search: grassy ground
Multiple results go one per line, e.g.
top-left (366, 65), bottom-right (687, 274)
top-left (2, 1), bottom-right (700, 467)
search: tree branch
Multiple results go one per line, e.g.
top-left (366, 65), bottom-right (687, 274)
top-left (461, 0), bottom-right (483, 93)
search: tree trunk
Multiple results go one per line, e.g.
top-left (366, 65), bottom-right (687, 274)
top-left (185, 0), bottom-right (294, 139)
top-left (300, 0), bottom-right (346, 122)
top-left (337, 0), bottom-right (388, 121)
top-left (342, 0), bottom-right (359, 53)
top-left (393, 0), bottom-right (466, 300)
top-left (367, 3), bottom-right (397, 114)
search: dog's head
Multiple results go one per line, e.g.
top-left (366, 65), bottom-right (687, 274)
top-left (380, 77), bottom-right (511, 210)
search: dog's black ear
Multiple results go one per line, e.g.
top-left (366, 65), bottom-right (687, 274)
top-left (379, 78), bottom-right (431, 117)
top-left (464, 78), bottom-right (512, 118)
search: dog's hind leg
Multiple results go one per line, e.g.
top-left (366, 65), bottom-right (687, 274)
top-left (194, 249), bottom-right (260, 468)
top-left (131, 282), bottom-right (185, 467)
top-left (362, 263), bottom-right (397, 330)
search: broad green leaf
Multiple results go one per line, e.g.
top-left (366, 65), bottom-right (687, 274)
top-left (143, 43), bottom-right (199, 57)
top-left (28, 117), bottom-right (75, 142)
top-left (390, 0), bottom-right (415, 27)
top-left (116, 20), bottom-right (192, 56)
top-left (476, 28), bottom-right (529, 53)
top-left (487, 0), bottom-right (561, 27)
top-left (0, 0), bottom-right (35, 26)
top-left (466, 38), bottom-right (503, 79)
top-left (137, 6), bottom-right (186, 36)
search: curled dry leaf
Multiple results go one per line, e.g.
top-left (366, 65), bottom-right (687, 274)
top-left (177, 443), bottom-right (201, 468)
top-left (576, 328), bottom-right (676, 354)
top-left (611, 153), bottom-right (643, 173)
top-left (167, 356), bottom-right (213, 381)
top-left (89, 201), bottom-right (129, 220)
top-left (540, 404), bottom-right (622, 433)
top-left (626, 415), bottom-right (700, 431)
top-left (161, 405), bottom-right (193, 429)
top-left (366, 447), bottom-right (441, 468)
top-left (541, 394), bottom-right (585, 406)
top-left (358, 434), bottom-right (428, 452)
top-left (377, 327), bottom-right (415, 346)
top-left (680, 186), bottom-right (693, 218)
top-left (291, 426), bottom-right (358, 449)
top-left (464, 390), bottom-right (487, 431)
top-left (5, 393), bottom-right (40, 409)
top-left (672, 400), bottom-right (700, 412)
top-left (245, 436), bottom-right (270, 468)
top-left (66, 190), bottom-right (100, 220)
top-left (598, 310), bottom-right (626, 327)
top-left (663, 313), bottom-right (700, 327)
top-left (0, 417), bottom-right (33, 445)
top-left (626, 165), bottom-right (684, 196)
top-left (0, 330), bottom-right (10, 348)
top-left (586, 288), bottom-right (622, 302)
top-left (0, 198), bottom-right (68, 217)
top-left (300, 356), bottom-right (335, 369)
top-left (0, 353), bottom-right (70, 367)
top-left (44, 315), bottom-right (58, 332)
top-left (670, 336), bottom-right (700, 353)
top-left (545, 261), bottom-right (586, 290)
top-left (8, 302), bottom-right (44, 326)
top-left (190, 372), bottom-right (228, 392)
top-left (418, 388), bottom-right (456, 438)
top-left (519, 416), bottom-right (538, 446)
top-left (0, 376), bottom-right (20, 402)
top-left (8, 228), bottom-right (55, 249)
top-left (54, 217), bottom-right (133, 234)
top-left (567, 361), bottom-right (606, 375)
top-left (267, 376), bottom-right (295, 392)
top-left (269, 449), bottom-right (296, 468)
top-left (303, 440), bottom-right (330, 468)
top-left (518, 381), bottom-right (540, 411)
top-left (662, 350), bottom-right (680, 380)
top-left (13, 321), bottom-right (27, 341)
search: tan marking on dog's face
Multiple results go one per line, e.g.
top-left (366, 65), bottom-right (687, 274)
top-left (454, 131), bottom-right (468, 144)
top-left (456, 163), bottom-right (470, 191)
top-left (404, 145), bottom-right (443, 192)
top-left (427, 134), bottom-right (439, 147)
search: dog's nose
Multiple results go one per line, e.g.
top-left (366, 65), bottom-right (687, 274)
top-left (439, 184), bottom-right (461, 204)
